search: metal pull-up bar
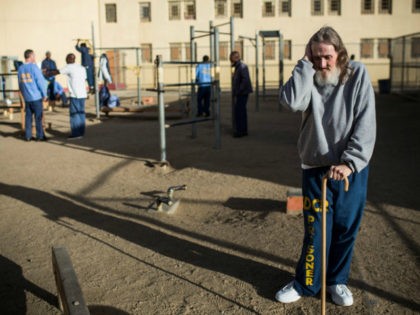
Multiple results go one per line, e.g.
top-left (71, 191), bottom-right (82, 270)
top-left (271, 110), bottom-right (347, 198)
top-left (153, 54), bottom-right (222, 164)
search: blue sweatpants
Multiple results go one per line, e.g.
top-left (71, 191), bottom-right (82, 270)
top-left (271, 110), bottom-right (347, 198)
top-left (85, 66), bottom-right (94, 89)
top-left (197, 86), bottom-right (211, 116)
top-left (69, 98), bottom-right (86, 137)
top-left (294, 166), bottom-right (369, 296)
top-left (25, 99), bottom-right (44, 140)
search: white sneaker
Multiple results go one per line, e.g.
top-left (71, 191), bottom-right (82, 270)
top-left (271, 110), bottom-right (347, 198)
top-left (327, 284), bottom-right (353, 306)
top-left (275, 281), bottom-right (302, 303)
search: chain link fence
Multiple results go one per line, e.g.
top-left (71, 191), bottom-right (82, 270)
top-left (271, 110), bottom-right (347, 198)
top-left (390, 32), bottom-right (420, 97)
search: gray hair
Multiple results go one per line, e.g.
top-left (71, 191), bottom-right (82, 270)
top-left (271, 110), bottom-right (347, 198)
top-left (309, 26), bottom-right (350, 83)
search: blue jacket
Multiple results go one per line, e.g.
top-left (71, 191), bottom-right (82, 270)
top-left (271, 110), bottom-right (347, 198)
top-left (232, 61), bottom-right (253, 96)
top-left (18, 63), bottom-right (47, 102)
top-left (196, 63), bottom-right (211, 87)
top-left (75, 44), bottom-right (93, 67)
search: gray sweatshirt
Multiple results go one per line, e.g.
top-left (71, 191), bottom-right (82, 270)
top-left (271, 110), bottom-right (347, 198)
top-left (279, 59), bottom-right (376, 173)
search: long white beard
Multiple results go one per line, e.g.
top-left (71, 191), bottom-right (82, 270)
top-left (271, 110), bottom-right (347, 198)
top-left (314, 67), bottom-right (340, 87)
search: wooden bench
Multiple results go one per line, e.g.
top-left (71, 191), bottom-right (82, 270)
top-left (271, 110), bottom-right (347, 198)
top-left (52, 246), bottom-right (90, 315)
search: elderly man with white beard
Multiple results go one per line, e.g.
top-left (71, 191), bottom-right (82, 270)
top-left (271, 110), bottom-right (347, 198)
top-left (276, 26), bottom-right (376, 307)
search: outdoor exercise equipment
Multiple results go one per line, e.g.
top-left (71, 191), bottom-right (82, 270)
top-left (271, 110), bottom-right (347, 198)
top-left (238, 33), bottom-right (260, 111)
top-left (146, 20), bottom-right (229, 163)
top-left (94, 45), bottom-right (143, 109)
top-left (0, 72), bottom-right (22, 121)
top-left (259, 30), bottom-right (284, 103)
top-left (150, 54), bottom-right (221, 164)
top-left (321, 174), bottom-right (349, 315)
top-left (147, 185), bottom-right (187, 214)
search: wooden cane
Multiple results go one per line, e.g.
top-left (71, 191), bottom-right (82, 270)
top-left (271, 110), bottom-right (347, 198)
top-left (321, 174), bottom-right (349, 315)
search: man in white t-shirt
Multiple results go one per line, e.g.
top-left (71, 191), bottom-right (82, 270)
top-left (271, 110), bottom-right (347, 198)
top-left (60, 53), bottom-right (87, 139)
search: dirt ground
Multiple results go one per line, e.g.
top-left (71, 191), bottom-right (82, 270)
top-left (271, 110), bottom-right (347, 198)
top-left (0, 91), bottom-right (419, 315)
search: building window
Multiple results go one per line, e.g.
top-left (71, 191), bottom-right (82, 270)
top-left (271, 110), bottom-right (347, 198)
top-left (232, 0), bottom-right (243, 18)
top-left (141, 44), bottom-right (152, 63)
top-left (263, 1), bottom-right (276, 17)
top-left (215, 0), bottom-right (228, 18)
top-left (185, 43), bottom-right (191, 61)
top-left (169, 1), bottom-right (181, 20)
top-left (235, 40), bottom-right (244, 58)
top-left (279, 0), bottom-right (291, 16)
top-left (264, 40), bottom-right (276, 60)
top-left (283, 40), bottom-right (292, 60)
top-left (139, 2), bottom-right (151, 22)
top-left (411, 37), bottom-right (420, 58)
top-left (311, 0), bottom-right (324, 15)
top-left (328, 0), bottom-right (341, 15)
top-left (379, 0), bottom-right (392, 14)
top-left (361, 0), bottom-right (374, 14)
top-left (219, 42), bottom-right (229, 61)
top-left (377, 39), bottom-right (390, 58)
top-left (413, 0), bottom-right (420, 12)
top-left (170, 43), bottom-right (182, 61)
top-left (184, 0), bottom-right (196, 19)
top-left (361, 39), bottom-right (374, 58)
top-left (105, 4), bottom-right (117, 23)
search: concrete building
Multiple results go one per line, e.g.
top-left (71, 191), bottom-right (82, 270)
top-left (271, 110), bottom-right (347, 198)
top-left (1, 0), bottom-right (419, 92)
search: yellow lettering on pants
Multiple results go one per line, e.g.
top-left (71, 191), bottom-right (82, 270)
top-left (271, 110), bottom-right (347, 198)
top-left (312, 198), bottom-right (328, 212)
top-left (303, 196), bottom-right (311, 210)
top-left (304, 197), bottom-right (329, 212)
top-left (308, 215), bottom-right (315, 223)
top-left (305, 245), bottom-right (315, 286)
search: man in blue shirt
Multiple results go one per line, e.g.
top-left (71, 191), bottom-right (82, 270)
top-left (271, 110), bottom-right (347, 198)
top-left (18, 49), bottom-right (48, 141)
top-left (41, 51), bottom-right (57, 101)
top-left (195, 55), bottom-right (212, 117)
top-left (75, 39), bottom-right (95, 93)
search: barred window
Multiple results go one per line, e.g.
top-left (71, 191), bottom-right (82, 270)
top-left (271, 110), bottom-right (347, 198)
top-left (184, 0), bottom-right (196, 19)
top-left (139, 2), bottom-right (151, 22)
top-left (361, 39), bottom-right (374, 59)
top-left (141, 44), bottom-right (152, 63)
top-left (414, 0), bottom-right (420, 12)
top-left (169, 1), bottom-right (181, 20)
top-left (264, 40), bottom-right (276, 60)
top-left (215, 0), bottom-right (228, 18)
top-left (170, 43), bottom-right (182, 61)
top-left (219, 42), bottom-right (229, 61)
top-left (185, 43), bottom-right (191, 61)
top-left (232, 0), bottom-right (243, 18)
top-left (283, 40), bottom-right (292, 60)
top-left (361, 0), bottom-right (374, 14)
top-left (279, 0), bottom-right (291, 16)
top-left (235, 41), bottom-right (244, 59)
top-left (411, 37), bottom-right (420, 58)
top-left (105, 4), bottom-right (117, 23)
top-left (377, 39), bottom-right (390, 58)
top-left (311, 0), bottom-right (324, 15)
top-left (263, 1), bottom-right (276, 17)
top-left (379, 0), bottom-right (392, 14)
top-left (329, 0), bottom-right (341, 15)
